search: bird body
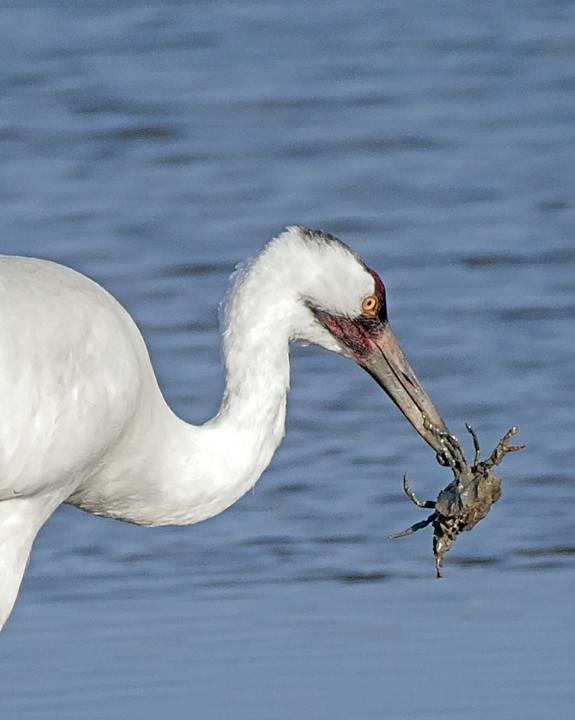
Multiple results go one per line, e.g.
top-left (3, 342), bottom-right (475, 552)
top-left (0, 227), bottom-right (447, 629)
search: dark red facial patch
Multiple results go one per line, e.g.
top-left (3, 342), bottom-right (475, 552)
top-left (312, 309), bottom-right (384, 361)
top-left (368, 268), bottom-right (386, 296)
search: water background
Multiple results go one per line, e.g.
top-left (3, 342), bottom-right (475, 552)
top-left (1, 1), bottom-right (574, 718)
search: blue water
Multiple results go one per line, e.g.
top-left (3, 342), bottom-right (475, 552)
top-left (1, 1), bottom-right (574, 718)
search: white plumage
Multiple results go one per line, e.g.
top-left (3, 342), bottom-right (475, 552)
top-left (0, 226), bottom-right (446, 629)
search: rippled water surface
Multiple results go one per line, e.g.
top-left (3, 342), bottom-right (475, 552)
top-left (1, 1), bottom-right (574, 718)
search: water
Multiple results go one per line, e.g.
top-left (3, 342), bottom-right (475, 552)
top-left (1, 1), bottom-right (574, 717)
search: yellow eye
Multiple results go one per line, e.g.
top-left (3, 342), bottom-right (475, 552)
top-left (361, 295), bottom-right (379, 316)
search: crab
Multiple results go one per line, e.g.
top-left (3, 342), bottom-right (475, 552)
top-left (390, 421), bottom-right (525, 577)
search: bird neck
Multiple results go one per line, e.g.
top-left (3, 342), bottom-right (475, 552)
top-left (218, 279), bottom-right (291, 432)
top-left (205, 262), bottom-right (293, 498)
top-left (149, 262), bottom-right (293, 527)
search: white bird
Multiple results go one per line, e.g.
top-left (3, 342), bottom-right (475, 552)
top-left (0, 226), bottom-right (447, 629)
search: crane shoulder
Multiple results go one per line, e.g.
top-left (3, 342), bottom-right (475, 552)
top-left (0, 256), bottom-right (157, 498)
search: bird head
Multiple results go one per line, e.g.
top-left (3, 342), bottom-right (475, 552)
top-left (280, 226), bottom-right (449, 455)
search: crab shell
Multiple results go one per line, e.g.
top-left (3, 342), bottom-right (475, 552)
top-left (434, 468), bottom-right (502, 532)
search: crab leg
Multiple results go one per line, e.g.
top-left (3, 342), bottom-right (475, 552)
top-left (465, 423), bottom-right (481, 467)
top-left (424, 418), bottom-right (468, 478)
top-left (389, 513), bottom-right (436, 539)
top-left (402, 474), bottom-right (436, 508)
top-left (483, 426), bottom-right (525, 470)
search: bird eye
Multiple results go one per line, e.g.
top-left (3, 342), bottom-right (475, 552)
top-left (361, 295), bottom-right (379, 316)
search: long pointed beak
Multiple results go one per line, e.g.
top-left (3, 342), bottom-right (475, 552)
top-left (360, 323), bottom-right (449, 454)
